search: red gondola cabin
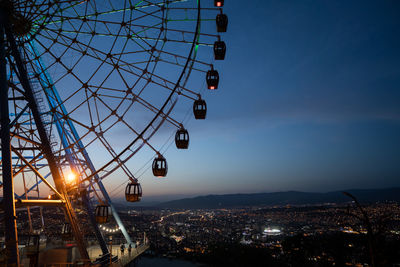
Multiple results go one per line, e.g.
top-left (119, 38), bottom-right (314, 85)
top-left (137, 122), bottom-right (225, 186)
top-left (206, 69), bottom-right (219, 90)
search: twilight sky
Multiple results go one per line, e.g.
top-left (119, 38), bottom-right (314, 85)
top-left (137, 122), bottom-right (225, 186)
top-left (127, 0), bottom-right (400, 198)
top-left (97, 1), bottom-right (400, 199)
top-left (5, 1), bottom-right (400, 204)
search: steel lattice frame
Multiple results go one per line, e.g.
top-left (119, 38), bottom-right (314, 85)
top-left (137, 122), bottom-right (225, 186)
top-left (0, 0), bottom-right (225, 264)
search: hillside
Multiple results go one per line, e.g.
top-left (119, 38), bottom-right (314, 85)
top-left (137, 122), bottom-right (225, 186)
top-left (157, 188), bottom-right (400, 209)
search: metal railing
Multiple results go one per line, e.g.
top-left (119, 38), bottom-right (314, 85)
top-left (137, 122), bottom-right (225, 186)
top-left (117, 243), bottom-right (150, 266)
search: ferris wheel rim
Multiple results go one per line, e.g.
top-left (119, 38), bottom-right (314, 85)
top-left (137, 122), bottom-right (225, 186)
top-left (6, 0), bottom-right (218, 201)
top-left (6, 0), bottom-right (223, 206)
top-left (75, 0), bottom-right (203, 185)
top-left (8, 0), bottom-right (203, 185)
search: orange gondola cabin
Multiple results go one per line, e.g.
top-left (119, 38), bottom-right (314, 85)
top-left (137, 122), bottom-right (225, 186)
top-left (125, 182), bottom-right (142, 202)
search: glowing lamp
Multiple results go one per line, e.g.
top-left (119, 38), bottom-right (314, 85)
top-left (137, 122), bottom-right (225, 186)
top-left (214, 0), bottom-right (224, 7)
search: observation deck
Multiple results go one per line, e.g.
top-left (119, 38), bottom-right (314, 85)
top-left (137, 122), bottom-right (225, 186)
top-left (90, 242), bottom-right (150, 266)
top-left (2, 239), bottom-right (150, 266)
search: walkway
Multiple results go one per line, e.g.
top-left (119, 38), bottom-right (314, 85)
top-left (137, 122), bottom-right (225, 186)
top-left (88, 243), bottom-right (150, 266)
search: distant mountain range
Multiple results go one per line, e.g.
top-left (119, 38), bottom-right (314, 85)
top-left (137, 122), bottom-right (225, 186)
top-left (156, 188), bottom-right (400, 209)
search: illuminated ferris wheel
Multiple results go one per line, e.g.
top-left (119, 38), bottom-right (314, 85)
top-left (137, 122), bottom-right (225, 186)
top-left (0, 0), bottom-right (228, 264)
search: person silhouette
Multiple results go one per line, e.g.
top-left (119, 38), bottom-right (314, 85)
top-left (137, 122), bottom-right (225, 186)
top-left (120, 243), bottom-right (125, 255)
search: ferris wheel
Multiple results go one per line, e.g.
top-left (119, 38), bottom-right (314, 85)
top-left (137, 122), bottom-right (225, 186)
top-left (0, 0), bottom-right (228, 264)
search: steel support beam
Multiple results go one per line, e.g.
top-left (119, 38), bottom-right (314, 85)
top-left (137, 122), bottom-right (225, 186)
top-left (0, 16), bottom-right (20, 267)
top-left (28, 41), bottom-right (110, 254)
top-left (29, 41), bottom-right (127, 248)
top-left (4, 24), bottom-right (90, 261)
top-left (15, 199), bottom-right (65, 208)
top-left (12, 148), bottom-right (63, 199)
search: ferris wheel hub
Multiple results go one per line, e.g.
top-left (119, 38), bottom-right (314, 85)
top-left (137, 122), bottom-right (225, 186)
top-left (10, 13), bottom-right (32, 36)
top-left (1, 0), bottom-right (32, 36)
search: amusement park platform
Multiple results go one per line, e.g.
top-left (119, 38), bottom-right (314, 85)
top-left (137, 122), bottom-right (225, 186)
top-left (89, 243), bottom-right (150, 266)
top-left (13, 241), bottom-right (150, 266)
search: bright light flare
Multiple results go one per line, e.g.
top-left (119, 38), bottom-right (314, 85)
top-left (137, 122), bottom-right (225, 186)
top-left (66, 172), bottom-right (77, 183)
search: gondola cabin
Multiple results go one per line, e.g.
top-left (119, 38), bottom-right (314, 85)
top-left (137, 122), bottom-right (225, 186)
top-left (216, 13), bottom-right (228, 32)
top-left (214, 0), bottom-right (224, 7)
top-left (125, 182), bottom-right (142, 202)
top-left (24, 234), bottom-right (40, 257)
top-left (193, 99), bottom-right (207, 119)
top-left (152, 156), bottom-right (167, 177)
top-left (95, 204), bottom-right (110, 224)
top-left (175, 128), bottom-right (189, 149)
top-left (214, 41), bottom-right (226, 60)
top-left (206, 69), bottom-right (219, 90)
top-left (62, 223), bottom-right (72, 240)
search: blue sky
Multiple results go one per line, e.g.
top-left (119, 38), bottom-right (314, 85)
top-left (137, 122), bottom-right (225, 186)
top-left (127, 0), bottom-right (400, 199)
top-left (11, 0), bottom-right (399, 201)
